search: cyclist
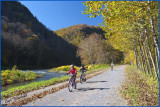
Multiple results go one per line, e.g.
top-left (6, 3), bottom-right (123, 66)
top-left (79, 65), bottom-right (87, 82)
top-left (111, 62), bottom-right (114, 71)
top-left (67, 64), bottom-right (77, 89)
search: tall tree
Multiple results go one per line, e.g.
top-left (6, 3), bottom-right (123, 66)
top-left (83, 1), bottom-right (159, 79)
top-left (77, 33), bottom-right (103, 66)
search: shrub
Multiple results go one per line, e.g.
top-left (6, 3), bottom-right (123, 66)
top-left (49, 65), bottom-right (80, 72)
top-left (1, 66), bottom-right (41, 86)
top-left (25, 71), bottom-right (37, 81)
top-left (88, 65), bottom-right (93, 70)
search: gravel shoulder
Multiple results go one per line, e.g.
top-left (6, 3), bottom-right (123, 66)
top-left (24, 65), bottom-right (127, 106)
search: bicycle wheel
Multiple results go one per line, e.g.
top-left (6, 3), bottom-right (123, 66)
top-left (84, 78), bottom-right (86, 82)
top-left (68, 79), bottom-right (73, 92)
top-left (74, 82), bottom-right (77, 89)
top-left (83, 74), bottom-right (86, 82)
top-left (82, 76), bottom-right (85, 83)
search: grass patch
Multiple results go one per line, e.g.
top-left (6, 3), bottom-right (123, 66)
top-left (1, 66), bottom-right (42, 86)
top-left (1, 64), bottom-right (109, 99)
top-left (120, 65), bottom-right (159, 106)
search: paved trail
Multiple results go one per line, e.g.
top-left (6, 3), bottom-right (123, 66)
top-left (24, 65), bottom-right (127, 106)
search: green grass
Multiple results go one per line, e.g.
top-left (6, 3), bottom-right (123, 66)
top-left (1, 64), bottom-right (110, 99)
top-left (1, 66), bottom-right (42, 86)
top-left (120, 65), bottom-right (159, 106)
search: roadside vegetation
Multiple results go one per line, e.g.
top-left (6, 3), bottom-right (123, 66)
top-left (49, 65), bottom-right (80, 73)
top-left (120, 65), bottom-right (159, 106)
top-left (1, 66), bottom-right (43, 86)
top-left (1, 64), bottom-right (109, 99)
top-left (49, 64), bottom-right (109, 73)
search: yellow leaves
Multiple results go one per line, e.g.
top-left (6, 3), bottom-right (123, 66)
top-left (124, 50), bottom-right (135, 64)
top-left (88, 65), bottom-right (93, 70)
top-left (51, 65), bottom-right (80, 72)
top-left (107, 30), bottom-right (133, 52)
top-left (1, 72), bottom-right (8, 77)
top-left (83, 1), bottom-right (159, 68)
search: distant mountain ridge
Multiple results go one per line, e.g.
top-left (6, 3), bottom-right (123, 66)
top-left (55, 24), bottom-right (105, 46)
top-left (1, 1), bottom-right (106, 69)
top-left (1, 1), bottom-right (80, 69)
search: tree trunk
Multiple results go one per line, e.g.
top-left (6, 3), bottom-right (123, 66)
top-left (134, 50), bottom-right (138, 70)
top-left (133, 39), bottom-right (139, 70)
top-left (154, 44), bottom-right (159, 77)
top-left (144, 37), bottom-right (153, 77)
top-left (140, 41), bottom-right (149, 75)
top-left (139, 30), bottom-right (150, 75)
top-left (137, 36), bottom-right (145, 74)
top-left (146, 35), bottom-right (159, 80)
top-left (148, 1), bottom-right (159, 58)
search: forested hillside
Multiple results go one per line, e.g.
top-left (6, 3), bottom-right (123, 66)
top-left (55, 24), bottom-right (124, 64)
top-left (1, 1), bottom-right (80, 69)
top-left (1, 1), bottom-right (124, 70)
top-left (55, 24), bottom-right (105, 46)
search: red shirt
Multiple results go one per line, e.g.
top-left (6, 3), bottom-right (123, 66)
top-left (68, 68), bottom-right (77, 76)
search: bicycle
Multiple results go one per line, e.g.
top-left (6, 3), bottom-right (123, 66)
top-left (80, 73), bottom-right (86, 83)
top-left (68, 74), bottom-right (77, 92)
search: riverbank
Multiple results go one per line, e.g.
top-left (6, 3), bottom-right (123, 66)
top-left (1, 66), bottom-right (43, 86)
top-left (1, 64), bottom-right (109, 100)
top-left (119, 65), bottom-right (159, 106)
top-left (1, 70), bottom-right (65, 91)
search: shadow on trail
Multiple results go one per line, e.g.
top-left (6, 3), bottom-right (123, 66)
top-left (76, 87), bottom-right (110, 91)
top-left (85, 81), bottom-right (107, 83)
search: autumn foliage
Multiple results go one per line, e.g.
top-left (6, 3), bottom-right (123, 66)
top-left (83, 1), bottom-right (159, 80)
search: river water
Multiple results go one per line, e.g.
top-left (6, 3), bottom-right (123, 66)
top-left (1, 69), bottom-right (66, 91)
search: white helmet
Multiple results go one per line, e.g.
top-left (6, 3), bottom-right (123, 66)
top-left (70, 64), bottom-right (74, 68)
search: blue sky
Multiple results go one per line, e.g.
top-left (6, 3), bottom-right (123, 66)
top-left (20, 1), bottom-right (103, 31)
